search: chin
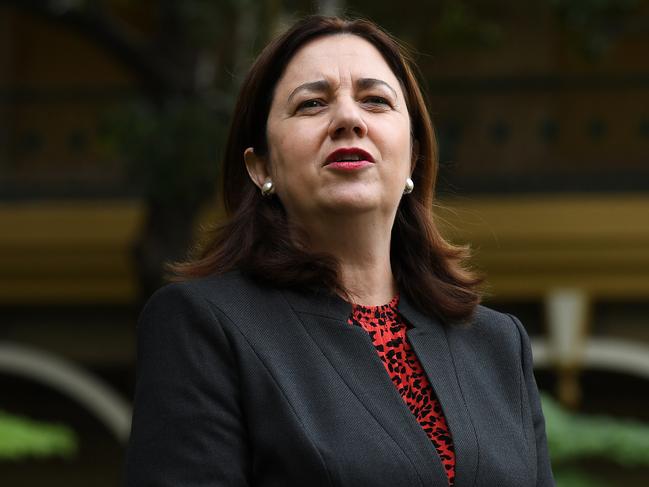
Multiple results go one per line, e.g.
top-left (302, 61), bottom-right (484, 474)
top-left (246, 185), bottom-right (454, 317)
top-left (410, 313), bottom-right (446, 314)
top-left (320, 195), bottom-right (384, 214)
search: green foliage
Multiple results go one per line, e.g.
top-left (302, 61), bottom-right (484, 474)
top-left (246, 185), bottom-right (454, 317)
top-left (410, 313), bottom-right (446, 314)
top-left (552, 465), bottom-right (608, 487)
top-left (542, 393), bottom-right (649, 486)
top-left (0, 410), bottom-right (78, 461)
top-left (543, 393), bottom-right (649, 465)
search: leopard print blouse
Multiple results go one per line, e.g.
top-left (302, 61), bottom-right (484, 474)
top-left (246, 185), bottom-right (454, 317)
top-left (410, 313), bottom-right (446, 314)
top-left (348, 295), bottom-right (456, 486)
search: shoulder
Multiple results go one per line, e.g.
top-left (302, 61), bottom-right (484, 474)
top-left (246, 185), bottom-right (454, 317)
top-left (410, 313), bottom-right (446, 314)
top-left (140, 271), bottom-right (289, 341)
top-left (448, 304), bottom-right (528, 363)
top-left (143, 270), bottom-right (273, 314)
top-left (135, 271), bottom-right (274, 361)
top-left (137, 271), bottom-right (250, 329)
top-left (471, 304), bottom-right (524, 336)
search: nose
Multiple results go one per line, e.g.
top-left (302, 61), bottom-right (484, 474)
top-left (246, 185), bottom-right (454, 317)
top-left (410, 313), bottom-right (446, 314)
top-left (327, 98), bottom-right (368, 139)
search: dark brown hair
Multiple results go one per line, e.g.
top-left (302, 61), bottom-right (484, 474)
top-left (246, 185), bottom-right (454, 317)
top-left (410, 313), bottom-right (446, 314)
top-left (171, 15), bottom-right (482, 323)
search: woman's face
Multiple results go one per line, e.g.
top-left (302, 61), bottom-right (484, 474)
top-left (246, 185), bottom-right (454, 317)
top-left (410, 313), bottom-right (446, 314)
top-left (246, 34), bottom-right (413, 224)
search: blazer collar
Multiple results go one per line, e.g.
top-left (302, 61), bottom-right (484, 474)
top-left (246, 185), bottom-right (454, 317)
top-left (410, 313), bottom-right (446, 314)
top-left (398, 295), bottom-right (480, 487)
top-left (282, 288), bottom-right (479, 487)
top-left (283, 286), bottom-right (445, 331)
top-left (282, 286), bottom-right (352, 320)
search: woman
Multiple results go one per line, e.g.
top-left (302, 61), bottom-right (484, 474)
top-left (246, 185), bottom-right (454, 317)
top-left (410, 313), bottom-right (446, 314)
top-left (124, 15), bottom-right (554, 487)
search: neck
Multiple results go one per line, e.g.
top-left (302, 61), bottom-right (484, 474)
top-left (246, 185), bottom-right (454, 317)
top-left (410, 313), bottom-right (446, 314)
top-left (296, 210), bottom-right (397, 306)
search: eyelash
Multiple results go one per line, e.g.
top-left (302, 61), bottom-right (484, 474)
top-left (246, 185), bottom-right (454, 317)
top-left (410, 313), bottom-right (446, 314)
top-left (297, 99), bottom-right (326, 110)
top-left (363, 96), bottom-right (391, 106)
top-left (296, 96), bottom-right (392, 112)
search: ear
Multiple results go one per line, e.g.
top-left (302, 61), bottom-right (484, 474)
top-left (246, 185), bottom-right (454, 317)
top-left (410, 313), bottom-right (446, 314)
top-left (244, 147), bottom-right (270, 190)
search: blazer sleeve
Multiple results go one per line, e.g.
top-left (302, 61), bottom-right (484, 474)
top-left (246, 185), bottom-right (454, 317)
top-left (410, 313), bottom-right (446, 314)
top-left (123, 283), bottom-right (251, 486)
top-left (509, 314), bottom-right (555, 487)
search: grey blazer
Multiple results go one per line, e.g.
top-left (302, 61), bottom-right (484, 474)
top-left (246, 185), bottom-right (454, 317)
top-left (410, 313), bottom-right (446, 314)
top-left (124, 271), bottom-right (554, 486)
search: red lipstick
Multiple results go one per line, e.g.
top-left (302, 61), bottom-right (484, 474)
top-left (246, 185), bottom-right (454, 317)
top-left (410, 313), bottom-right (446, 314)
top-left (324, 148), bottom-right (374, 171)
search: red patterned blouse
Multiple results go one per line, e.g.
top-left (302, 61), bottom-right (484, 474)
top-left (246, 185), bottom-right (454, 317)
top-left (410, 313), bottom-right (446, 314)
top-left (347, 295), bottom-right (456, 486)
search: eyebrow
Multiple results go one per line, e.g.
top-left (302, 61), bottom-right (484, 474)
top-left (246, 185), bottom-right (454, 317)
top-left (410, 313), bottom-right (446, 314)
top-left (356, 78), bottom-right (398, 100)
top-left (286, 77), bottom-right (398, 105)
top-left (287, 80), bottom-right (330, 105)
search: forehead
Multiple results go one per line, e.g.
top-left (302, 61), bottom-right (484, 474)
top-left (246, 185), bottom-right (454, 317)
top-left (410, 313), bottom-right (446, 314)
top-left (276, 34), bottom-right (401, 93)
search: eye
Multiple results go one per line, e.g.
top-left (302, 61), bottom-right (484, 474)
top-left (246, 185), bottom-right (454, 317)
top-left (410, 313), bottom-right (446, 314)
top-left (296, 99), bottom-right (326, 111)
top-left (362, 96), bottom-right (392, 108)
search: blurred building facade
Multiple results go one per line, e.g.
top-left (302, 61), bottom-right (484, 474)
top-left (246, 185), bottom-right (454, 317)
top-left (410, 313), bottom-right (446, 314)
top-left (1, 1), bottom-right (648, 485)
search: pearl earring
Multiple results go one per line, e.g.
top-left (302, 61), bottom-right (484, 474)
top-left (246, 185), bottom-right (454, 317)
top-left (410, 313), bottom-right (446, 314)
top-left (403, 177), bottom-right (414, 194)
top-left (261, 178), bottom-right (274, 196)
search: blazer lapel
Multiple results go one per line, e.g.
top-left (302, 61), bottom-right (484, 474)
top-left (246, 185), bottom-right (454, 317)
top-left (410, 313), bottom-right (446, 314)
top-left (399, 296), bottom-right (480, 487)
top-left (283, 289), bottom-right (449, 486)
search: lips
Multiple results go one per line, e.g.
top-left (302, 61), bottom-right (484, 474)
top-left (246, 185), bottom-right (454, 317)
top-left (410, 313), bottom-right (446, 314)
top-left (325, 148), bottom-right (374, 165)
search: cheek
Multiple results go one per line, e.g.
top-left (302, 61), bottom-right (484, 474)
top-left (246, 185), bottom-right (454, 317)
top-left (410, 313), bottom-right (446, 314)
top-left (267, 136), bottom-right (317, 204)
top-left (377, 119), bottom-right (412, 172)
top-left (269, 123), bottom-right (321, 176)
top-left (270, 138), bottom-right (305, 180)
